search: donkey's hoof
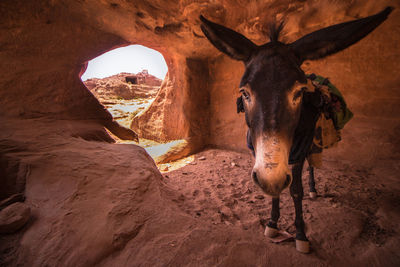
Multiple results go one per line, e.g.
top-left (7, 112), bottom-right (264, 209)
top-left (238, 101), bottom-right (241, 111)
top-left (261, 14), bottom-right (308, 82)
top-left (309, 192), bottom-right (317, 199)
top-left (295, 239), bottom-right (310, 253)
top-left (264, 226), bottom-right (278, 238)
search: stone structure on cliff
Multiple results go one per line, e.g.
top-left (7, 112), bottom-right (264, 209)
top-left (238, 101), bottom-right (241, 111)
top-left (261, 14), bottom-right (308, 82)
top-left (124, 70), bottom-right (162, 86)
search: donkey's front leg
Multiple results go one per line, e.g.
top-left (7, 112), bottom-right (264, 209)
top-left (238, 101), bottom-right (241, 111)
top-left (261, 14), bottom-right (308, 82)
top-left (265, 197), bottom-right (280, 237)
top-left (291, 160), bottom-right (310, 253)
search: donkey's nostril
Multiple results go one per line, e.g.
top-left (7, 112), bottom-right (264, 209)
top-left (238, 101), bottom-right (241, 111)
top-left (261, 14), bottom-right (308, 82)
top-left (252, 171), bottom-right (270, 193)
top-left (284, 174), bottom-right (292, 188)
top-left (252, 171), bottom-right (259, 186)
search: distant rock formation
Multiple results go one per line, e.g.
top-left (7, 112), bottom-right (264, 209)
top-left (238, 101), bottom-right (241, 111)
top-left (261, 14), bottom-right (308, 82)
top-left (84, 72), bottom-right (161, 101)
top-left (83, 72), bottom-right (162, 128)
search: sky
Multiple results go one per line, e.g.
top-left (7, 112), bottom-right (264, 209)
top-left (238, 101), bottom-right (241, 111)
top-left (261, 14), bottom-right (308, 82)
top-left (81, 45), bottom-right (168, 81)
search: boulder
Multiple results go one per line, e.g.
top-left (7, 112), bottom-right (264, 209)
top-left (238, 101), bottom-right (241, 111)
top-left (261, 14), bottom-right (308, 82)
top-left (0, 202), bottom-right (31, 234)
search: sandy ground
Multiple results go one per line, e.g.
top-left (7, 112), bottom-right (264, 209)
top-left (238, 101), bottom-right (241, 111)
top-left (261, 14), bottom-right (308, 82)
top-left (1, 117), bottom-right (399, 266)
top-left (160, 148), bottom-right (400, 265)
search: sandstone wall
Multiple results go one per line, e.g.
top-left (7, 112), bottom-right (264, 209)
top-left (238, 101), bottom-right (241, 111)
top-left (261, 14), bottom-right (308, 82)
top-left (0, 0), bottom-right (399, 163)
top-left (204, 0), bottom-right (400, 165)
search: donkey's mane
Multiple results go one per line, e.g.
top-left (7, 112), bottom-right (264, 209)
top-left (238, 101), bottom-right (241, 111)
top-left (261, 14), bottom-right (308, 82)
top-left (267, 21), bottom-right (285, 42)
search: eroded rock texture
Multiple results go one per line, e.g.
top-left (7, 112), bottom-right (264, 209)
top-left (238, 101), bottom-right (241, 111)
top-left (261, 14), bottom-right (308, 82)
top-left (1, 0), bottom-right (399, 157)
top-left (0, 202), bottom-right (31, 234)
top-left (0, 0), bottom-right (399, 266)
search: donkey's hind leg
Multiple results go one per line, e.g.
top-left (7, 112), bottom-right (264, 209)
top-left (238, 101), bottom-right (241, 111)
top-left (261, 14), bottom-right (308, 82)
top-left (265, 197), bottom-right (280, 237)
top-left (308, 166), bottom-right (317, 199)
top-left (291, 160), bottom-right (310, 253)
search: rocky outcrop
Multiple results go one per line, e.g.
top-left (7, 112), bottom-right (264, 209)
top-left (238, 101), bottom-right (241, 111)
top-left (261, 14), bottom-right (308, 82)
top-left (0, 202), bottom-right (31, 234)
top-left (85, 72), bottom-right (161, 101)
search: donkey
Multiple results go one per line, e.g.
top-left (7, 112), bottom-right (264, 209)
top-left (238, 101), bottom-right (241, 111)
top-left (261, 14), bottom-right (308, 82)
top-left (200, 7), bottom-right (393, 253)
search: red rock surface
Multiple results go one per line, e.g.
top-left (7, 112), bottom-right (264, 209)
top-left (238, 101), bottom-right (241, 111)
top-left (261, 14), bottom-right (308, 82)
top-left (1, 0), bottom-right (399, 266)
top-left (0, 202), bottom-right (31, 234)
top-left (85, 72), bottom-right (160, 100)
top-left (83, 72), bottom-right (160, 128)
top-left (0, 0), bottom-right (398, 156)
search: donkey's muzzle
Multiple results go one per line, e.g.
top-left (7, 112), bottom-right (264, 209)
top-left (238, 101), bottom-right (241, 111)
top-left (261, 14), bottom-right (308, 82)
top-left (251, 169), bottom-right (292, 197)
top-left (251, 135), bottom-right (293, 196)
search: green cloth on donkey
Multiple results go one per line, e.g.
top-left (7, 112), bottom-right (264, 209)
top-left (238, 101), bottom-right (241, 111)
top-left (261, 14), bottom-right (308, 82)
top-left (309, 74), bottom-right (353, 130)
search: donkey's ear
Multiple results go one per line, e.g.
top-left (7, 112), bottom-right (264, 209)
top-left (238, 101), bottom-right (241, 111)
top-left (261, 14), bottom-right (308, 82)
top-left (200, 15), bottom-right (257, 62)
top-left (289, 7), bottom-right (393, 62)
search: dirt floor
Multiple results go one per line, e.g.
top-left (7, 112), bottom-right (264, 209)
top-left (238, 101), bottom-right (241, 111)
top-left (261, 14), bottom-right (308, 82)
top-left (160, 148), bottom-right (400, 266)
top-left (1, 117), bottom-right (399, 266)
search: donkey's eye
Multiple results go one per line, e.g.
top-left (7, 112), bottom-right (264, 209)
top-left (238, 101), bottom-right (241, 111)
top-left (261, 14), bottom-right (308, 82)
top-left (293, 90), bottom-right (303, 100)
top-left (240, 89), bottom-right (250, 100)
top-left (293, 86), bottom-right (307, 101)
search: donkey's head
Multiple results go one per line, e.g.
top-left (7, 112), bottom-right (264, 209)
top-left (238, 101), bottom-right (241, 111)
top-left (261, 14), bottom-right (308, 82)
top-left (200, 7), bottom-right (392, 196)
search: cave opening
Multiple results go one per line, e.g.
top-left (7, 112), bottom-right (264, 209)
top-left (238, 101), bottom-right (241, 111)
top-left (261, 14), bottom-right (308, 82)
top-left (80, 45), bottom-right (193, 171)
top-left (81, 44), bottom-right (167, 130)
